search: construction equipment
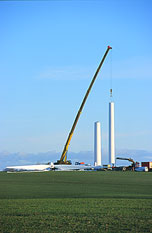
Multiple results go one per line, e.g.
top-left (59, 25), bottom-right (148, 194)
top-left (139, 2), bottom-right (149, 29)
top-left (55, 46), bottom-right (112, 165)
top-left (116, 157), bottom-right (139, 171)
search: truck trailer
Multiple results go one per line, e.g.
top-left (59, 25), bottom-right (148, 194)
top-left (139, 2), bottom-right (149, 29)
top-left (141, 162), bottom-right (152, 171)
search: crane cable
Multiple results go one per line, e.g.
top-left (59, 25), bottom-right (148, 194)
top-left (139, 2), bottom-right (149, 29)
top-left (109, 48), bottom-right (113, 98)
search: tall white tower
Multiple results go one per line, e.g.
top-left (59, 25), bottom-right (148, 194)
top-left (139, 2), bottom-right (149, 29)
top-left (109, 101), bottom-right (115, 165)
top-left (94, 121), bottom-right (102, 166)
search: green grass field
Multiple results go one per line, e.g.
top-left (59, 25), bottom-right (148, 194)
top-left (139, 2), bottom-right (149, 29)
top-left (0, 171), bottom-right (152, 232)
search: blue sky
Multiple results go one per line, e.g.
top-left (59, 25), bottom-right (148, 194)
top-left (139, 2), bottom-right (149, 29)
top-left (0, 0), bottom-right (152, 158)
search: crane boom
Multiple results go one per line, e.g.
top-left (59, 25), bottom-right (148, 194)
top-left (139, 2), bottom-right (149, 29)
top-left (55, 46), bottom-right (112, 164)
top-left (116, 157), bottom-right (135, 163)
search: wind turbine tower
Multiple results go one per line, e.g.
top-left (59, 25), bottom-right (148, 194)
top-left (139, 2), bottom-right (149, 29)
top-left (94, 121), bottom-right (102, 166)
top-left (109, 89), bottom-right (115, 166)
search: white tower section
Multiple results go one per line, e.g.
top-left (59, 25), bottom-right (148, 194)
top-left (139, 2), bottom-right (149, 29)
top-left (94, 121), bottom-right (101, 166)
top-left (109, 102), bottom-right (115, 165)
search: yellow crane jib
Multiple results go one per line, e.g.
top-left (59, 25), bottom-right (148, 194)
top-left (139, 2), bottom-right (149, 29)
top-left (55, 46), bottom-right (112, 165)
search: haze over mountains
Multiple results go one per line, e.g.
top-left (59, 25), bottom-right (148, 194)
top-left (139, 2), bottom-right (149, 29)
top-left (1, 149), bottom-right (152, 171)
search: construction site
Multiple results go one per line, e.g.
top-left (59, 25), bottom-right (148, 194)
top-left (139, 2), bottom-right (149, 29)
top-left (51, 45), bottom-right (152, 172)
top-left (5, 46), bottom-right (152, 173)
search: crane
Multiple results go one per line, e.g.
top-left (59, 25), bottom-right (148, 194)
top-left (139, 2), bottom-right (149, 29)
top-left (55, 46), bottom-right (112, 165)
top-left (116, 157), bottom-right (139, 169)
top-left (116, 157), bottom-right (135, 164)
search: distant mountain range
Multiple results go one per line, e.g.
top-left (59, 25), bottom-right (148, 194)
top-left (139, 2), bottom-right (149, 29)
top-left (0, 149), bottom-right (152, 171)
